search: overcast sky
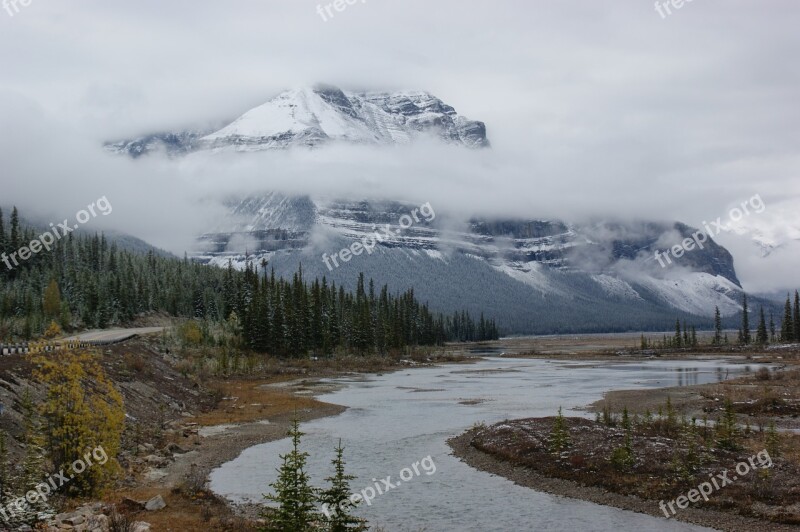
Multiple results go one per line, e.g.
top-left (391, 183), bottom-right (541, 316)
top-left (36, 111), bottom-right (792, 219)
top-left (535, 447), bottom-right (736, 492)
top-left (1, 0), bottom-right (798, 291)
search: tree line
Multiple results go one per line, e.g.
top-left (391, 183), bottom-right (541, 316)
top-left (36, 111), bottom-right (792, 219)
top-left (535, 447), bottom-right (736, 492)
top-left (0, 207), bottom-right (499, 352)
top-left (725, 292), bottom-right (800, 345)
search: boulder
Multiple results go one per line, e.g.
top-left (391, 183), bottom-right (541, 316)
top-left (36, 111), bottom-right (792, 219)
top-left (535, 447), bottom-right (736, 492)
top-left (164, 442), bottom-right (188, 454)
top-left (118, 497), bottom-right (145, 512)
top-left (62, 514), bottom-right (86, 526)
top-left (144, 495), bottom-right (166, 511)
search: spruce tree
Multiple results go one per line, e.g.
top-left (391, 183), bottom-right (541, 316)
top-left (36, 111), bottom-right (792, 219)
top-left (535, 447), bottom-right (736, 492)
top-left (0, 207), bottom-right (5, 254)
top-left (756, 306), bottom-right (768, 345)
top-left (740, 293), bottom-right (750, 345)
top-left (782, 294), bottom-right (794, 342)
top-left (713, 306), bottom-right (722, 345)
top-left (769, 312), bottom-right (776, 343)
top-left (319, 441), bottom-right (367, 532)
top-left (674, 319), bottom-right (682, 348)
top-left (262, 418), bottom-right (319, 532)
top-left (549, 407), bottom-right (571, 455)
top-left (794, 290), bottom-right (800, 342)
top-left (9, 207), bottom-right (19, 252)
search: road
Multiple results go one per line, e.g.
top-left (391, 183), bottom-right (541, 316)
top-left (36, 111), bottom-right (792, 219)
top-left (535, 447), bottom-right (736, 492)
top-left (64, 327), bottom-right (165, 343)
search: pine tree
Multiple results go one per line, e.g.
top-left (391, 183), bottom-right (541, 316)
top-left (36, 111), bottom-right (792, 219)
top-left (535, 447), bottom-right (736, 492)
top-left (549, 407), bottom-right (571, 455)
top-left (770, 312), bottom-right (776, 342)
top-left (9, 207), bottom-right (19, 253)
top-left (741, 293), bottom-right (750, 345)
top-left (262, 418), bottom-right (319, 531)
top-left (716, 399), bottom-right (739, 450)
top-left (713, 306), bottom-right (723, 345)
top-left (781, 294), bottom-right (794, 342)
top-left (794, 290), bottom-right (800, 343)
top-left (756, 306), bottom-right (768, 345)
top-left (0, 207), bottom-right (5, 255)
top-left (319, 441), bottom-right (368, 532)
top-left (766, 421), bottom-right (781, 458)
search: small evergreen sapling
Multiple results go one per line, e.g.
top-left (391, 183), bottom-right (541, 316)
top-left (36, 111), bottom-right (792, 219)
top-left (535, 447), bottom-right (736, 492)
top-left (319, 441), bottom-right (368, 531)
top-left (550, 407), bottom-right (571, 455)
top-left (262, 418), bottom-right (319, 532)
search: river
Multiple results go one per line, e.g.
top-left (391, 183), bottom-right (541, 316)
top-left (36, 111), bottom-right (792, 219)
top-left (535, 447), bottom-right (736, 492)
top-left (210, 357), bottom-right (752, 531)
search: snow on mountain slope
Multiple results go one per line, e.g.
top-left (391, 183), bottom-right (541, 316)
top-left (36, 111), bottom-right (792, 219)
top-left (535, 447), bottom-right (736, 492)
top-left (632, 272), bottom-right (743, 317)
top-left (591, 274), bottom-right (643, 301)
top-left (106, 85), bottom-right (489, 155)
top-left (491, 260), bottom-right (567, 296)
top-left (191, 192), bottom-right (757, 331)
top-left (203, 87), bottom-right (379, 147)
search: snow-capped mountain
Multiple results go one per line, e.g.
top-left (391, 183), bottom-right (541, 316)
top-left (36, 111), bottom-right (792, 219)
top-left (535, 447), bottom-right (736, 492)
top-left (106, 85), bottom-right (766, 333)
top-left (106, 85), bottom-right (488, 156)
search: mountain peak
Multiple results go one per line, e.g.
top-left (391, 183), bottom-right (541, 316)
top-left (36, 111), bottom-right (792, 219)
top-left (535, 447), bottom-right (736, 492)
top-left (106, 85), bottom-right (489, 156)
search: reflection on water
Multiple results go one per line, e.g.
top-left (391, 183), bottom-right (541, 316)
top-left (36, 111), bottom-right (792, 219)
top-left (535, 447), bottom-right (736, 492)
top-left (604, 363), bottom-right (749, 387)
top-left (211, 358), bottom-right (743, 532)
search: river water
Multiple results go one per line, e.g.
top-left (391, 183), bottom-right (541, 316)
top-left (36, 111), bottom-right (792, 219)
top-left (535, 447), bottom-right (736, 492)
top-left (210, 357), bottom-right (751, 531)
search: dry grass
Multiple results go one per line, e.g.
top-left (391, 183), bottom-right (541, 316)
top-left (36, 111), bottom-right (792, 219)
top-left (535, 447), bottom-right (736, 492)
top-left (105, 488), bottom-right (257, 532)
top-left (193, 377), bottom-right (334, 426)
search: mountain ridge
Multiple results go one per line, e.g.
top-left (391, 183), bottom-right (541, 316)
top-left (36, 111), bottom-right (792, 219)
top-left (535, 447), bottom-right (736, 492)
top-left (106, 84), bottom-right (489, 156)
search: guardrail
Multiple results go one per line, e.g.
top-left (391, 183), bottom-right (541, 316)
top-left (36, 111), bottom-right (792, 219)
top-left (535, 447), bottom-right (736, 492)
top-left (0, 334), bottom-right (139, 356)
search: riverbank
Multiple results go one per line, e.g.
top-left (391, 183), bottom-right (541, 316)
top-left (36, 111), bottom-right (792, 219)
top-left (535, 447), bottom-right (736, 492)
top-left (111, 349), bottom-right (475, 531)
top-left (115, 377), bottom-right (347, 531)
top-left (448, 429), bottom-right (800, 532)
top-left (448, 352), bottom-right (800, 531)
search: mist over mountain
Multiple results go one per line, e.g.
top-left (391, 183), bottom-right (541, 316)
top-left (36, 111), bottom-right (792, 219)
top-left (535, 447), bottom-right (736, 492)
top-left (105, 85), bottom-right (772, 333)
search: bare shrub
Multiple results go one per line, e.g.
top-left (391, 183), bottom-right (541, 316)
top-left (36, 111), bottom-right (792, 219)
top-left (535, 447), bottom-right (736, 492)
top-left (109, 507), bottom-right (137, 532)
